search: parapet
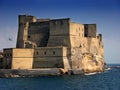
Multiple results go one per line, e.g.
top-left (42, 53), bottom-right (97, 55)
top-left (19, 15), bottom-right (36, 23)
top-left (84, 24), bottom-right (97, 37)
top-left (37, 18), bottom-right (50, 22)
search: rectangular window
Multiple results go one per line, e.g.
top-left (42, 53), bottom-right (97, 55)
top-left (28, 35), bottom-right (30, 38)
top-left (44, 51), bottom-right (46, 55)
top-left (53, 51), bottom-right (55, 55)
top-left (36, 52), bottom-right (38, 55)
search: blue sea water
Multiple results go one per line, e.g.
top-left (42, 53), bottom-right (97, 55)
top-left (0, 64), bottom-right (120, 90)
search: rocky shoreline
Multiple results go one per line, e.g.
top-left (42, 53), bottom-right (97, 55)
top-left (0, 68), bottom-right (106, 78)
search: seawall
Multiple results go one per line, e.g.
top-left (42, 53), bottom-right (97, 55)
top-left (0, 68), bottom-right (85, 78)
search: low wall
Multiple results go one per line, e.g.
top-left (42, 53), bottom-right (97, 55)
top-left (0, 68), bottom-right (61, 77)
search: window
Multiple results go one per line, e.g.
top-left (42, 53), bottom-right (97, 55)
top-left (28, 35), bottom-right (30, 38)
top-left (76, 29), bottom-right (77, 32)
top-left (53, 51), bottom-right (55, 55)
top-left (60, 21), bottom-right (63, 25)
top-left (44, 51), bottom-right (46, 55)
top-left (7, 53), bottom-right (9, 56)
top-left (4, 54), bottom-right (6, 57)
top-left (10, 54), bottom-right (12, 57)
top-left (36, 52), bottom-right (38, 55)
top-left (79, 44), bottom-right (82, 48)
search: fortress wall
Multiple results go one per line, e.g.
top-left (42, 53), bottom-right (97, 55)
top-left (84, 24), bottom-right (97, 37)
top-left (77, 37), bottom-right (100, 55)
top-left (47, 36), bottom-right (70, 47)
top-left (70, 36), bottom-right (85, 48)
top-left (12, 58), bottom-right (33, 69)
top-left (3, 48), bottom-right (34, 69)
top-left (47, 18), bottom-right (70, 47)
top-left (34, 47), bottom-right (66, 57)
top-left (33, 47), bottom-right (67, 68)
top-left (69, 22), bottom-right (84, 47)
top-left (3, 49), bottom-right (13, 69)
top-left (33, 57), bottom-right (64, 68)
top-left (28, 22), bottom-right (49, 47)
top-left (12, 49), bottom-right (34, 57)
top-left (49, 18), bottom-right (70, 35)
top-left (16, 15), bottom-right (36, 48)
top-left (19, 15), bottom-right (36, 23)
top-left (70, 22), bottom-right (84, 36)
top-left (12, 49), bottom-right (34, 69)
top-left (16, 22), bottom-right (29, 48)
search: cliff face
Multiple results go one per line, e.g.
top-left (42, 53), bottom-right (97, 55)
top-left (69, 35), bottom-right (105, 73)
top-left (80, 54), bottom-right (104, 73)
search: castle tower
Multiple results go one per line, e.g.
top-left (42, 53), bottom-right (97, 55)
top-left (16, 15), bottom-right (36, 48)
top-left (47, 18), bottom-right (71, 47)
top-left (84, 24), bottom-right (97, 37)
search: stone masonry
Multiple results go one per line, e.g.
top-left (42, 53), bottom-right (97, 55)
top-left (3, 15), bottom-right (105, 73)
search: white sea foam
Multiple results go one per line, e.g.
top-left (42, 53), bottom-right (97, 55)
top-left (105, 67), bottom-right (111, 71)
top-left (84, 72), bottom-right (98, 76)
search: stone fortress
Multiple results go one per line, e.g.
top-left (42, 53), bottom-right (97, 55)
top-left (3, 15), bottom-right (105, 74)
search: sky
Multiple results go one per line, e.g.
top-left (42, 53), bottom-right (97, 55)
top-left (0, 0), bottom-right (120, 64)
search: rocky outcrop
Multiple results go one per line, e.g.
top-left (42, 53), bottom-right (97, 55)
top-left (69, 46), bottom-right (105, 73)
top-left (79, 53), bottom-right (105, 73)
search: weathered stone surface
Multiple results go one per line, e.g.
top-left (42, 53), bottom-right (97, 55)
top-left (2, 15), bottom-right (105, 75)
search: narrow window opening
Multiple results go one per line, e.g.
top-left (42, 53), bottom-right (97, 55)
top-left (76, 29), bottom-right (77, 32)
top-left (28, 35), bottom-right (30, 38)
top-left (53, 51), bottom-right (55, 55)
top-left (36, 52), bottom-right (38, 55)
top-left (44, 51), bottom-right (46, 55)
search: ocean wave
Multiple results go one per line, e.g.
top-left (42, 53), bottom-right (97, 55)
top-left (84, 72), bottom-right (98, 76)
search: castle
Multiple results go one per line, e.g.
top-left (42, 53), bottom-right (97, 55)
top-left (3, 15), bottom-right (104, 73)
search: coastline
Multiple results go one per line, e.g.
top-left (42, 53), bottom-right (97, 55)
top-left (0, 68), bottom-right (105, 78)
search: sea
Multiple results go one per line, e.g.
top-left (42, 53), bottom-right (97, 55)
top-left (0, 64), bottom-right (120, 90)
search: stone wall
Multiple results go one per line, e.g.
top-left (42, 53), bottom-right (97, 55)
top-left (28, 21), bottom-right (49, 47)
top-left (3, 49), bottom-right (13, 69)
top-left (12, 49), bottom-right (34, 69)
top-left (47, 18), bottom-right (71, 47)
top-left (69, 22), bottom-right (84, 48)
top-left (84, 24), bottom-right (97, 37)
top-left (16, 15), bottom-right (36, 48)
top-left (3, 48), bottom-right (34, 69)
top-left (33, 47), bottom-right (68, 68)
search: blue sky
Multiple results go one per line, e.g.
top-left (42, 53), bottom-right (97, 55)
top-left (0, 0), bottom-right (120, 64)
